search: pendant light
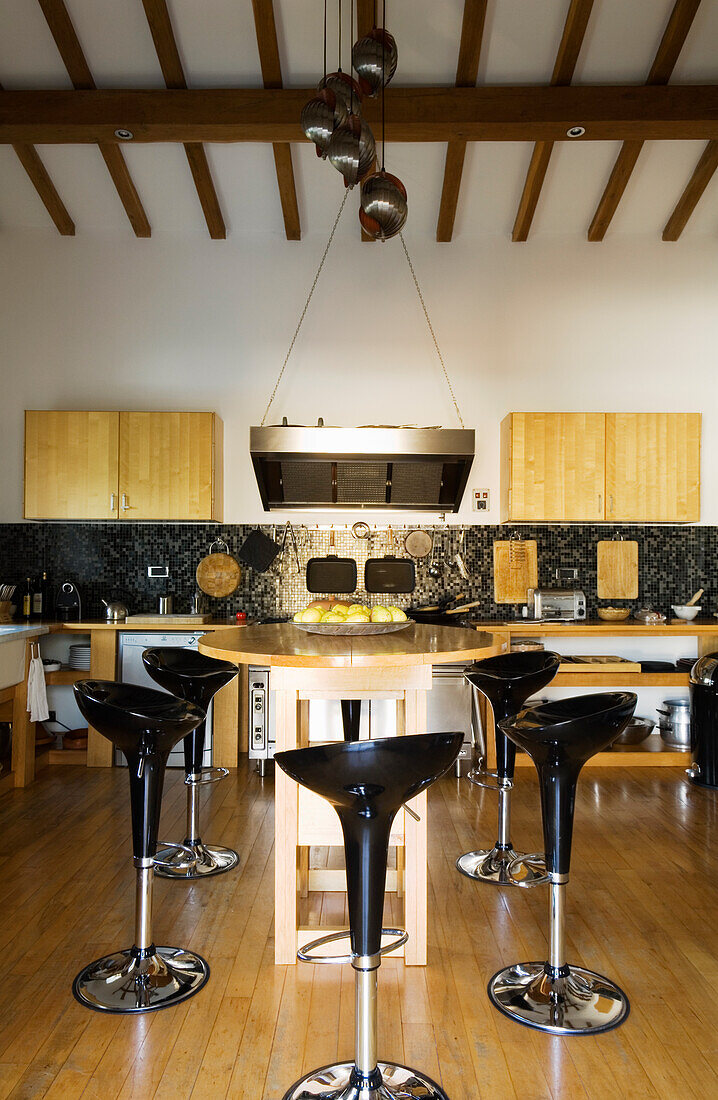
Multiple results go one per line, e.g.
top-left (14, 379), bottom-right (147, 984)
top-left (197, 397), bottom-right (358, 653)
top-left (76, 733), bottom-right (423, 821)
top-left (358, 1), bottom-right (407, 239)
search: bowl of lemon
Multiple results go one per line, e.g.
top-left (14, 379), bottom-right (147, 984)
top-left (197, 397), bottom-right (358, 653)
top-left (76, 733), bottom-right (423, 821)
top-left (292, 599), bottom-right (411, 635)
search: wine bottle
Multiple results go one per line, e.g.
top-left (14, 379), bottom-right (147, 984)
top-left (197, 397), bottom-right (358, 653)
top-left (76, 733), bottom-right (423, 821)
top-left (32, 572), bottom-right (48, 619)
top-left (23, 577), bottom-right (32, 619)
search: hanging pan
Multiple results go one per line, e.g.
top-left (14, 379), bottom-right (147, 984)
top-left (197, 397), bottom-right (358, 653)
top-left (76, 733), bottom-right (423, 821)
top-left (306, 528), bottom-right (358, 594)
top-left (404, 528), bottom-right (433, 559)
top-left (196, 539), bottom-right (242, 598)
top-left (364, 527), bottom-right (416, 594)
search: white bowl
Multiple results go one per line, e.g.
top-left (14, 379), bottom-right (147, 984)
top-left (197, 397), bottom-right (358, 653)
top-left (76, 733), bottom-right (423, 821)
top-left (672, 604), bottom-right (701, 620)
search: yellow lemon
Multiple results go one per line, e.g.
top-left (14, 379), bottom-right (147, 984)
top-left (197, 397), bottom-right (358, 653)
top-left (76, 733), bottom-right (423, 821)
top-left (371, 606), bottom-right (392, 623)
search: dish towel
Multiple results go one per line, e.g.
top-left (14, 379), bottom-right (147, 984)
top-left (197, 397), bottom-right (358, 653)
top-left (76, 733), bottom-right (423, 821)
top-left (26, 644), bottom-right (50, 724)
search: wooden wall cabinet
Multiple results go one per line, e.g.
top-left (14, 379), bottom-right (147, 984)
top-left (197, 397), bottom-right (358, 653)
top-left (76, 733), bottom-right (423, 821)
top-left (501, 412), bottom-right (606, 522)
top-left (501, 411), bottom-right (700, 523)
top-left (25, 410), bottom-right (223, 521)
top-left (605, 413), bottom-right (700, 523)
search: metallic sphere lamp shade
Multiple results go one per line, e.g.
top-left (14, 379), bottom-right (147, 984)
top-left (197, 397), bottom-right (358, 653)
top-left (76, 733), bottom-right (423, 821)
top-left (351, 29), bottom-right (398, 97)
top-left (359, 171), bottom-right (408, 240)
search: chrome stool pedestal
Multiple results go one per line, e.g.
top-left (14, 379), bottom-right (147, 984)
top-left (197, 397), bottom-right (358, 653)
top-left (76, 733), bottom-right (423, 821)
top-left (72, 854), bottom-right (209, 1014)
top-left (72, 680), bottom-right (210, 1014)
top-left (457, 653), bottom-right (561, 888)
top-left (143, 649), bottom-right (239, 880)
top-left (488, 692), bottom-right (637, 1035)
top-left (275, 732), bottom-right (463, 1100)
top-left (155, 767), bottom-right (238, 878)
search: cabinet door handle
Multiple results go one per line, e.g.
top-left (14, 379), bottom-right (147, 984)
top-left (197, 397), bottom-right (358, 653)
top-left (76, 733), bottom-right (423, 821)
top-left (110, 492), bottom-right (117, 512)
top-left (609, 494), bottom-right (614, 514)
top-left (598, 493), bottom-right (603, 515)
top-left (121, 493), bottom-right (130, 511)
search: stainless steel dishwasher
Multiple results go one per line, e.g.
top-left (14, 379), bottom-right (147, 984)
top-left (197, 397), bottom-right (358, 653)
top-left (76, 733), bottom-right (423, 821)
top-left (117, 632), bottom-right (213, 769)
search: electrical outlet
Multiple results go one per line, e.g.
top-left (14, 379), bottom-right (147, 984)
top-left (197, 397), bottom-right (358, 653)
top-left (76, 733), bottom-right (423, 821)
top-left (472, 488), bottom-right (490, 512)
top-left (147, 565), bottom-right (169, 579)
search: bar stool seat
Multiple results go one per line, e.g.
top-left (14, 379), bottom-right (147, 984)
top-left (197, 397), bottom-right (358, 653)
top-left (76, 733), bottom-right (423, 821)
top-left (458, 651), bottom-right (560, 887)
top-left (489, 691), bottom-right (636, 1035)
top-left (72, 680), bottom-right (210, 1013)
top-left (275, 731), bottom-right (463, 1100)
top-left (142, 648), bottom-right (239, 878)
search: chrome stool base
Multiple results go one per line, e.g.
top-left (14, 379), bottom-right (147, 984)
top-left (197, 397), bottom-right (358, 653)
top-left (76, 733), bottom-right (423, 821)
top-left (281, 1061), bottom-right (449, 1099)
top-left (456, 846), bottom-right (548, 887)
top-left (154, 839), bottom-right (239, 879)
top-left (72, 945), bottom-right (209, 1014)
top-left (488, 961), bottom-right (630, 1036)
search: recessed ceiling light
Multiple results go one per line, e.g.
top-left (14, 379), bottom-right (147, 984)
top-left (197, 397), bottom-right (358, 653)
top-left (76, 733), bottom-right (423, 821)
top-left (114, 129), bottom-right (134, 140)
top-left (566, 126), bottom-right (586, 138)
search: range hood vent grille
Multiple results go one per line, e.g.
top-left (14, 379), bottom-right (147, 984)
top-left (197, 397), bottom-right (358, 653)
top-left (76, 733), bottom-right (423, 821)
top-left (250, 425), bottom-right (475, 513)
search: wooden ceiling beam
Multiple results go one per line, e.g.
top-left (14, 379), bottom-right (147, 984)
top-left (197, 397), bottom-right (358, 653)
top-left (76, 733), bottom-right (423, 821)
top-left (251, 0), bottom-right (300, 241)
top-left (512, 0), bottom-right (595, 242)
top-left (141, 0), bottom-right (225, 239)
top-left (36, 0), bottom-right (151, 236)
top-left (0, 80), bottom-right (74, 234)
top-left (436, 0), bottom-right (488, 242)
top-left (663, 140), bottom-right (718, 240)
top-left (11, 143), bottom-right (75, 234)
top-left (587, 0), bottom-right (701, 241)
top-left (2, 85), bottom-right (718, 145)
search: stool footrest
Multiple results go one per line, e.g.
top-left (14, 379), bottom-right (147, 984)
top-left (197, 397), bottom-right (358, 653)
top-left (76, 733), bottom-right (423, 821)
top-left (153, 842), bottom-right (197, 872)
top-left (507, 853), bottom-right (549, 888)
top-left (297, 927), bottom-right (408, 966)
top-left (467, 765), bottom-right (512, 792)
top-left (185, 767), bottom-right (229, 786)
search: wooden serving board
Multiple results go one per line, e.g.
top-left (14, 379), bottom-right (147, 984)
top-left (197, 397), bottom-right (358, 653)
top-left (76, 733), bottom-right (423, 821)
top-left (558, 655), bottom-right (641, 673)
top-left (493, 540), bottom-right (538, 604)
top-left (597, 540), bottom-right (638, 600)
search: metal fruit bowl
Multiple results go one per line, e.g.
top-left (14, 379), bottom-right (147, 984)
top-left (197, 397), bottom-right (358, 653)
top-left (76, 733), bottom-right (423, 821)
top-left (293, 621), bottom-right (412, 636)
top-left (612, 717), bottom-right (654, 746)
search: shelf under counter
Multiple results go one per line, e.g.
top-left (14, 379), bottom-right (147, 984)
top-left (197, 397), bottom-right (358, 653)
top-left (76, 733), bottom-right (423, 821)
top-left (514, 734), bottom-right (688, 768)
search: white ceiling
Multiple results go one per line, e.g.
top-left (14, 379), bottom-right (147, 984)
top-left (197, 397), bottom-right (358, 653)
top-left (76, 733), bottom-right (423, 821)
top-left (1, 0), bottom-right (717, 239)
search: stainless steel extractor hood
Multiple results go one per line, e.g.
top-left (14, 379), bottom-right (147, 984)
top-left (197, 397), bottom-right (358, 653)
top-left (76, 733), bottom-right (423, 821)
top-left (250, 423), bottom-right (475, 512)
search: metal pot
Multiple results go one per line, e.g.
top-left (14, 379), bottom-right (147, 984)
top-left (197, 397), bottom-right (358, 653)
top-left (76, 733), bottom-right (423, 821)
top-left (613, 717), bottom-right (654, 746)
top-left (101, 598), bottom-right (128, 622)
top-left (657, 698), bottom-right (691, 749)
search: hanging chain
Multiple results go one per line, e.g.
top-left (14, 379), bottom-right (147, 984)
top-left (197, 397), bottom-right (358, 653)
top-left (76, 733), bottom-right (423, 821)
top-left (399, 233), bottom-right (465, 429)
top-left (260, 191), bottom-right (349, 427)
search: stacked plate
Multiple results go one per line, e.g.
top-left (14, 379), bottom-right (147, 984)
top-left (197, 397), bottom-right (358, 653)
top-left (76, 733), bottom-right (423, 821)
top-left (68, 644), bottom-right (91, 670)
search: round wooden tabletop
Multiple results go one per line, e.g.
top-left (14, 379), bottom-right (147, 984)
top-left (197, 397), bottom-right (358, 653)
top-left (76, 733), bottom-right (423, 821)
top-left (198, 622), bottom-right (503, 668)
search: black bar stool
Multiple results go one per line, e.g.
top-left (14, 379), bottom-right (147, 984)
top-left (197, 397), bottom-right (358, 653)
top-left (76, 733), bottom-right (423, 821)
top-left (489, 691), bottom-right (636, 1035)
top-left (72, 680), bottom-right (210, 1013)
top-left (275, 731), bottom-right (463, 1100)
top-left (142, 648), bottom-right (239, 878)
top-left (458, 651), bottom-right (561, 886)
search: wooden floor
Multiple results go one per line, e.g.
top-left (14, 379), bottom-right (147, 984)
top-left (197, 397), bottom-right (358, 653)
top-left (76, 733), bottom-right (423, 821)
top-left (2, 760), bottom-right (718, 1100)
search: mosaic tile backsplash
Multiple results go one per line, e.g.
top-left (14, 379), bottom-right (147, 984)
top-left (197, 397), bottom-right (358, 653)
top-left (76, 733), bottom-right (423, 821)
top-left (0, 522), bottom-right (715, 622)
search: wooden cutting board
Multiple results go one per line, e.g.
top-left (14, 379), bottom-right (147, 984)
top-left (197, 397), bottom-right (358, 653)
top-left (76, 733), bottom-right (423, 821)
top-left (493, 540), bottom-right (538, 604)
top-left (597, 540), bottom-right (638, 600)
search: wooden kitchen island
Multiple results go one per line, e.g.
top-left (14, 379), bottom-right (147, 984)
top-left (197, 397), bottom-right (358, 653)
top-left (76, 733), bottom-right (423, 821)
top-left (200, 623), bottom-right (502, 965)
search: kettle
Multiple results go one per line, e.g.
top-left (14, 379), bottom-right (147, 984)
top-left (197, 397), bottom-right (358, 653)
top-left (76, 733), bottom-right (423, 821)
top-left (102, 598), bottom-right (128, 622)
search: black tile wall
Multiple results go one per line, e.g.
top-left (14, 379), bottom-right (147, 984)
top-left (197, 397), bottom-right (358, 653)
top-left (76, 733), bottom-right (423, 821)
top-left (0, 522), bottom-right (714, 622)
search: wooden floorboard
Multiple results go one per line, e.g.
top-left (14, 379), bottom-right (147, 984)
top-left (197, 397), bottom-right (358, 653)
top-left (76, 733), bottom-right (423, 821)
top-left (1, 761), bottom-right (716, 1099)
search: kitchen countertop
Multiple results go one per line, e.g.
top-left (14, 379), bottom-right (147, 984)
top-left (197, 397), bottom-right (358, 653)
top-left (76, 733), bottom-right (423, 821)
top-left (469, 618), bottom-right (718, 634)
top-left (42, 619), bottom-right (242, 632)
top-left (0, 624), bottom-right (49, 643)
